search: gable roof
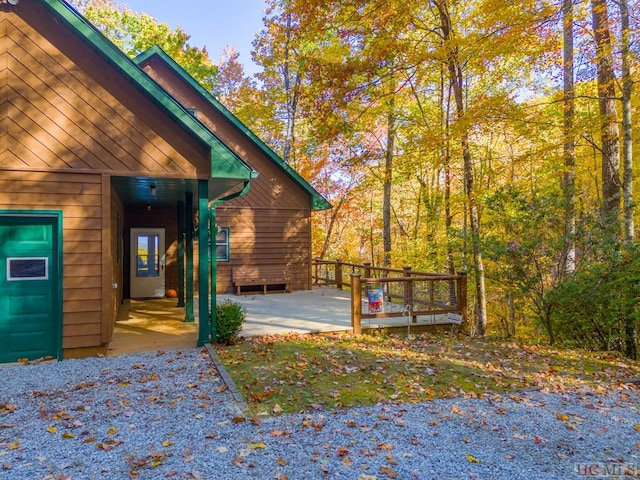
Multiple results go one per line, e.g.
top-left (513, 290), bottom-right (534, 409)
top-left (135, 46), bottom-right (332, 211)
top-left (37, 0), bottom-right (256, 194)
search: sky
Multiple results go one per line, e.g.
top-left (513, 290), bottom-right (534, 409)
top-left (121, 0), bottom-right (267, 75)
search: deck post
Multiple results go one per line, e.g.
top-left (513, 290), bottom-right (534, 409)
top-left (176, 200), bottom-right (185, 308)
top-left (335, 259), bottom-right (343, 290)
top-left (185, 192), bottom-right (195, 323)
top-left (363, 262), bottom-right (372, 279)
top-left (197, 180), bottom-right (209, 346)
top-left (457, 271), bottom-right (468, 327)
top-left (403, 266), bottom-right (416, 322)
top-left (351, 273), bottom-right (362, 334)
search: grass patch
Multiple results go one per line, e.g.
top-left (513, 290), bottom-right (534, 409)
top-left (214, 332), bottom-right (640, 415)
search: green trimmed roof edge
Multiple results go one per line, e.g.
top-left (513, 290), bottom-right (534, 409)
top-left (135, 46), bottom-right (332, 211)
top-left (40, 0), bottom-right (255, 182)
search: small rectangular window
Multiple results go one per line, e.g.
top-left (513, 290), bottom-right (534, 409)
top-left (216, 227), bottom-right (230, 262)
top-left (7, 257), bottom-right (48, 281)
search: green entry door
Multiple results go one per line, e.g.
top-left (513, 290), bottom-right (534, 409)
top-left (0, 214), bottom-right (61, 362)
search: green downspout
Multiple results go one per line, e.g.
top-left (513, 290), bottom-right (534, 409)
top-left (197, 180), bottom-right (210, 347)
top-left (185, 192), bottom-right (195, 323)
top-left (209, 181), bottom-right (251, 343)
top-left (176, 200), bottom-right (185, 308)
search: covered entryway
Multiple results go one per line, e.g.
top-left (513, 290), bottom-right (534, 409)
top-left (0, 212), bottom-right (62, 362)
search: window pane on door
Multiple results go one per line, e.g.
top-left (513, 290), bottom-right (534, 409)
top-left (136, 234), bottom-right (160, 277)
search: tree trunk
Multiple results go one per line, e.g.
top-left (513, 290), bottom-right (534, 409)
top-left (383, 96), bottom-right (395, 268)
top-left (435, 0), bottom-right (487, 336)
top-left (619, 0), bottom-right (635, 244)
top-left (562, 0), bottom-right (576, 274)
top-left (618, 0), bottom-right (636, 360)
top-left (282, 10), bottom-right (301, 166)
top-left (591, 0), bottom-right (621, 232)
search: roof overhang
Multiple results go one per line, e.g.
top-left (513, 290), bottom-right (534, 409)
top-left (38, 0), bottom-right (257, 199)
top-left (135, 46), bottom-right (331, 211)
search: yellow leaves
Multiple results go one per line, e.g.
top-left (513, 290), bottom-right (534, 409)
top-left (556, 413), bottom-right (581, 431)
top-left (163, 440), bottom-right (175, 447)
top-left (46, 426), bottom-right (58, 434)
top-left (0, 404), bottom-right (17, 416)
top-left (248, 442), bottom-right (266, 450)
top-left (465, 454), bottom-right (481, 463)
top-left (634, 424), bottom-right (640, 432)
top-left (8, 440), bottom-right (19, 450)
top-left (61, 433), bottom-right (75, 439)
top-left (107, 428), bottom-right (118, 436)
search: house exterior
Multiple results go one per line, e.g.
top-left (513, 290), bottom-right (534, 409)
top-left (0, 0), bottom-right (329, 363)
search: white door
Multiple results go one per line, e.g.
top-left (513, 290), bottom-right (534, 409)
top-left (130, 228), bottom-right (165, 298)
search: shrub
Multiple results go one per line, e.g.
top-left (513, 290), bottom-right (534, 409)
top-left (214, 300), bottom-right (245, 345)
top-left (546, 246), bottom-right (640, 359)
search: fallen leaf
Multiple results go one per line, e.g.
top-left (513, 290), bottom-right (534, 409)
top-left (465, 454), bottom-right (480, 463)
top-left (162, 440), bottom-right (174, 447)
top-left (276, 457), bottom-right (288, 466)
top-left (248, 443), bottom-right (266, 450)
top-left (46, 426), bottom-right (58, 434)
top-left (337, 446), bottom-right (350, 457)
top-left (379, 465), bottom-right (398, 478)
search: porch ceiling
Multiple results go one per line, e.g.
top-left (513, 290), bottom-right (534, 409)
top-left (111, 176), bottom-right (247, 209)
top-left (111, 177), bottom-right (197, 209)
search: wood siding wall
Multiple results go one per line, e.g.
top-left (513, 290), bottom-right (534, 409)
top-left (1, 5), bottom-right (211, 177)
top-left (0, 171), bottom-right (104, 348)
top-left (216, 207), bottom-right (312, 293)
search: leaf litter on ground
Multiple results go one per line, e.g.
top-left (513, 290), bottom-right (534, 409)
top-left (215, 332), bottom-right (640, 414)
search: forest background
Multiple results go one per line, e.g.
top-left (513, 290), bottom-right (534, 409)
top-left (71, 0), bottom-right (640, 358)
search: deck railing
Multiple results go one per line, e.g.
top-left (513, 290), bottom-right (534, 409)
top-left (312, 258), bottom-right (467, 333)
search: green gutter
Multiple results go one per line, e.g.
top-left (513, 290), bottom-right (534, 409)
top-left (40, 0), bottom-right (255, 183)
top-left (135, 46), bottom-right (331, 211)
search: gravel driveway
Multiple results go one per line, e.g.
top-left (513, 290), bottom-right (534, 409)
top-left (1, 347), bottom-right (639, 479)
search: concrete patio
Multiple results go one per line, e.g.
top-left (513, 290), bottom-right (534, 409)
top-left (107, 286), bottom-right (454, 356)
